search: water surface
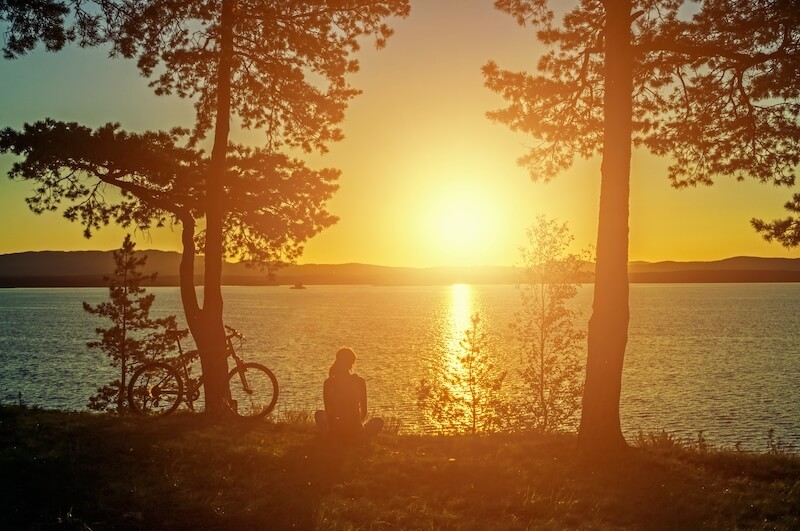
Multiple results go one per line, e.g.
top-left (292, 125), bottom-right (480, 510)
top-left (1, 283), bottom-right (798, 449)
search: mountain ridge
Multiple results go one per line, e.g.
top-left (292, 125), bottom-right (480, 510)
top-left (1, 250), bottom-right (800, 286)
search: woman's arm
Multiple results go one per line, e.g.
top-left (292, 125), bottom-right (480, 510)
top-left (357, 376), bottom-right (368, 421)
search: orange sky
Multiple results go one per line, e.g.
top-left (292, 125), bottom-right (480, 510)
top-left (0, 1), bottom-right (797, 267)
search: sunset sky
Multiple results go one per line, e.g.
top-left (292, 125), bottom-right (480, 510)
top-left (0, 0), bottom-right (797, 267)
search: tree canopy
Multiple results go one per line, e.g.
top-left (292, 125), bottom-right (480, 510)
top-left (485, 0), bottom-right (799, 187)
top-left (0, 0), bottom-right (100, 58)
top-left (0, 118), bottom-right (339, 264)
top-left (90, 0), bottom-right (410, 148)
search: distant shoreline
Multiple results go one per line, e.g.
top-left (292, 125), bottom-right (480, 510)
top-left (2, 250), bottom-right (800, 287)
top-left (3, 271), bottom-right (800, 288)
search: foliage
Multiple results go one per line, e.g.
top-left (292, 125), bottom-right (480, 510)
top-left (91, 0), bottom-right (411, 148)
top-left (484, 0), bottom-right (800, 187)
top-left (485, 0), bottom-right (800, 450)
top-left (417, 314), bottom-right (508, 435)
top-left (0, 0), bottom-right (101, 59)
top-left (0, 119), bottom-right (340, 264)
top-left (487, 0), bottom-right (800, 246)
top-left (752, 195), bottom-right (800, 248)
top-left (0, 0), bottom-right (411, 261)
top-left (1, 0), bottom-right (410, 415)
top-left (512, 216), bottom-right (586, 432)
top-left (0, 120), bottom-right (199, 235)
top-left (83, 234), bottom-right (185, 413)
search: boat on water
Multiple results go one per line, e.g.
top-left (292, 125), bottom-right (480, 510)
top-left (289, 283), bottom-right (307, 290)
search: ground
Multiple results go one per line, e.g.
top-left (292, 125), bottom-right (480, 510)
top-left (1, 405), bottom-right (798, 530)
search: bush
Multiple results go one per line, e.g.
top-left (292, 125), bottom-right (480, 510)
top-left (417, 313), bottom-right (508, 434)
top-left (512, 216), bottom-right (587, 432)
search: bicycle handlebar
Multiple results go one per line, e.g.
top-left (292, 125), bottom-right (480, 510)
top-left (172, 325), bottom-right (244, 351)
top-left (224, 325), bottom-right (245, 342)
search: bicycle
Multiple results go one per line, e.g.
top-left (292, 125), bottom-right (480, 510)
top-left (127, 325), bottom-right (279, 418)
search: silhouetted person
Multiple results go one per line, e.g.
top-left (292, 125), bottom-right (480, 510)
top-left (315, 347), bottom-right (383, 444)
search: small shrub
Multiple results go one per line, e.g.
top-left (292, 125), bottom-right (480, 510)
top-left (632, 429), bottom-right (685, 452)
top-left (766, 428), bottom-right (795, 454)
top-left (512, 216), bottom-right (588, 432)
top-left (417, 313), bottom-right (508, 435)
top-left (690, 430), bottom-right (713, 453)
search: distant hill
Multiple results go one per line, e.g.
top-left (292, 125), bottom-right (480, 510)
top-left (0, 250), bottom-right (206, 287)
top-left (0, 251), bottom-right (520, 287)
top-left (628, 256), bottom-right (800, 282)
top-left (1, 251), bottom-right (800, 287)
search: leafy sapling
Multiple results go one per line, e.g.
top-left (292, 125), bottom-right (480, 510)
top-left (418, 313), bottom-right (508, 435)
top-left (512, 216), bottom-right (587, 432)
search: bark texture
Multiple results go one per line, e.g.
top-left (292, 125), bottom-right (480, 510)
top-left (578, 0), bottom-right (633, 453)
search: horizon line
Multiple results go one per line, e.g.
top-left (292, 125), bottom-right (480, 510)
top-left (1, 249), bottom-right (799, 269)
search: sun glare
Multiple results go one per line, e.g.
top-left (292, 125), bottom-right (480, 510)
top-left (424, 189), bottom-right (501, 261)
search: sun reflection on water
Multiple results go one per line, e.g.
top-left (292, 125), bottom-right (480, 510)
top-left (4, 285), bottom-right (799, 445)
top-left (441, 284), bottom-right (474, 411)
top-left (421, 283), bottom-right (510, 434)
top-left (444, 283), bottom-right (480, 382)
top-left (447, 284), bottom-right (473, 355)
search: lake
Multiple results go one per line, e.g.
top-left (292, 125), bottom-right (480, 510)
top-left (1, 283), bottom-right (798, 450)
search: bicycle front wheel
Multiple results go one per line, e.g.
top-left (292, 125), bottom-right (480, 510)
top-left (227, 363), bottom-right (279, 418)
top-left (128, 362), bottom-right (183, 417)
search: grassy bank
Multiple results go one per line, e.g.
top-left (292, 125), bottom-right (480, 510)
top-left (1, 405), bottom-right (798, 530)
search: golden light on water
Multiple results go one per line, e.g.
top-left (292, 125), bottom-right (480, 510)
top-left (447, 284), bottom-right (472, 354)
top-left (441, 283), bottom-right (474, 404)
top-left (423, 283), bottom-right (507, 434)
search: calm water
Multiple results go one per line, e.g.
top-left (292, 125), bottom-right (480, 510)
top-left (1, 283), bottom-right (798, 449)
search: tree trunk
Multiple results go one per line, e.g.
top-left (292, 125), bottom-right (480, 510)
top-left (577, 0), bottom-right (633, 454)
top-left (199, 0), bottom-right (235, 418)
top-left (178, 214), bottom-right (202, 339)
top-left (119, 275), bottom-right (128, 411)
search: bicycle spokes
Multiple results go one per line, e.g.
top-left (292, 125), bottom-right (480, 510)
top-left (128, 362), bottom-right (183, 416)
top-left (238, 370), bottom-right (253, 394)
top-left (129, 325), bottom-right (279, 419)
top-left (227, 363), bottom-right (279, 418)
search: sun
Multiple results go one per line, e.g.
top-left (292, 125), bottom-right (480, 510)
top-left (425, 190), bottom-right (501, 261)
top-left (437, 201), bottom-right (487, 247)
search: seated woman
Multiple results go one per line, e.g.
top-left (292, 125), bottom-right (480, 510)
top-left (315, 347), bottom-right (383, 443)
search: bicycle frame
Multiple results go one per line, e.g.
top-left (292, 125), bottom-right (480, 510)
top-left (129, 324), bottom-right (278, 418)
top-left (171, 326), bottom-right (252, 410)
top-left (170, 338), bottom-right (202, 410)
top-left (226, 328), bottom-right (255, 395)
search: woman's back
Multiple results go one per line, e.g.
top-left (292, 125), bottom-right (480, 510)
top-left (324, 373), bottom-right (366, 438)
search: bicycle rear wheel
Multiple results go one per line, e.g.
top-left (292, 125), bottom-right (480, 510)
top-left (128, 362), bottom-right (183, 417)
top-left (227, 363), bottom-right (279, 418)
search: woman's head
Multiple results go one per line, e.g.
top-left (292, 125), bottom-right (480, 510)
top-left (329, 347), bottom-right (356, 377)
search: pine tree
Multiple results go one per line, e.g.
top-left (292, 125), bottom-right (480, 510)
top-left (2, 0), bottom-right (410, 417)
top-left (84, 234), bottom-right (184, 413)
top-left (485, 0), bottom-right (800, 453)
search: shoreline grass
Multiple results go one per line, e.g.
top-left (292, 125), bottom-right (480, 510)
top-left (2, 405), bottom-right (798, 530)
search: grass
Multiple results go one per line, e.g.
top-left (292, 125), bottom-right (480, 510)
top-left (1, 405), bottom-right (799, 530)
